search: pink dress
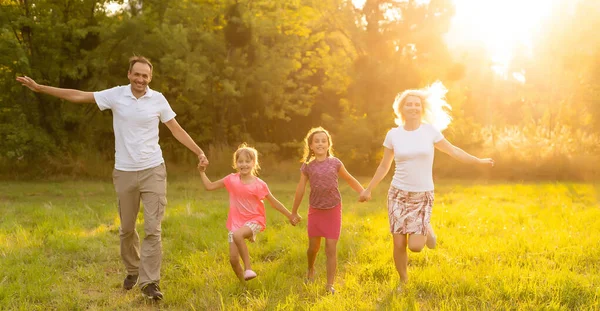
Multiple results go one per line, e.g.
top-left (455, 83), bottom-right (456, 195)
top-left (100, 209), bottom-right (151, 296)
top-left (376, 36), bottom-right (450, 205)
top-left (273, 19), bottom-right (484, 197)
top-left (301, 157), bottom-right (343, 239)
top-left (223, 173), bottom-right (270, 232)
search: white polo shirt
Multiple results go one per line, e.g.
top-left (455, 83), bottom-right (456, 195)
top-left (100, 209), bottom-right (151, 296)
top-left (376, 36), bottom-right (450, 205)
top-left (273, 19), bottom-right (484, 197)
top-left (94, 85), bottom-right (176, 171)
top-left (383, 123), bottom-right (444, 192)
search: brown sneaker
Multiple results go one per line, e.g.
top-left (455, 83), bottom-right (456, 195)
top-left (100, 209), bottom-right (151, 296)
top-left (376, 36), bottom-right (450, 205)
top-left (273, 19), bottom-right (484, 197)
top-left (141, 283), bottom-right (163, 300)
top-left (123, 274), bottom-right (138, 290)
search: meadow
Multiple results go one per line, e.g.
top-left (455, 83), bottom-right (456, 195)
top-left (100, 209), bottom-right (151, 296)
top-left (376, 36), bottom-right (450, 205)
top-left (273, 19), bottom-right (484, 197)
top-left (1, 178), bottom-right (599, 310)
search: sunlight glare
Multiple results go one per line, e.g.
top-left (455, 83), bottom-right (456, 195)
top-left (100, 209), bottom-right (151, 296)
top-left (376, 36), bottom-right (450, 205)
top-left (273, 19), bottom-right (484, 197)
top-left (447, 0), bottom-right (559, 82)
top-left (352, 0), bottom-right (366, 9)
top-left (105, 1), bottom-right (126, 15)
top-left (512, 71), bottom-right (526, 84)
top-left (352, 0), bottom-right (430, 10)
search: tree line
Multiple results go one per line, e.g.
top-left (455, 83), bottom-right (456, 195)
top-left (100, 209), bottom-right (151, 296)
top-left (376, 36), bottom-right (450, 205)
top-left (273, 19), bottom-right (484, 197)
top-left (1, 0), bottom-right (599, 179)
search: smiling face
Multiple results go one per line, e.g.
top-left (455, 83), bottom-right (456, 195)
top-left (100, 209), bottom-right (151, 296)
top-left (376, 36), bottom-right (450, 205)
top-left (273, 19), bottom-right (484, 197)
top-left (402, 95), bottom-right (423, 122)
top-left (235, 152), bottom-right (255, 177)
top-left (127, 62), bottom-right (152, 97)
top-left (309, 132), bottom-right (330, 158)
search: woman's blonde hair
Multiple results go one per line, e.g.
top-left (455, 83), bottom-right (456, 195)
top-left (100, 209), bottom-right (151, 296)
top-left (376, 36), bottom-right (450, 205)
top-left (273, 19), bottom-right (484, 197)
top-left (233, 143), bottom-right (260, 176)
top-left (301, 127), bottom-right (334, 163)
top-left (392, 81), bottom-right (452, 131)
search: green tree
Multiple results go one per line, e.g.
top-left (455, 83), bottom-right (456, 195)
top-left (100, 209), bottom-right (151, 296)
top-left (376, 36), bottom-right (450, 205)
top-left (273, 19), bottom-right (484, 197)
top-left (0, 0), bottom-right (114, 170)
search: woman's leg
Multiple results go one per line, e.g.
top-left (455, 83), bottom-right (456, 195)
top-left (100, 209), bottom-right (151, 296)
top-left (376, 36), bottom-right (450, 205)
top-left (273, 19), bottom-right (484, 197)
top-left (392, 234), bottom-right (409, 282)
top-left (426, 223), bottom-right (437, 249)
top-left (407, 233), bottom-right (427, 253)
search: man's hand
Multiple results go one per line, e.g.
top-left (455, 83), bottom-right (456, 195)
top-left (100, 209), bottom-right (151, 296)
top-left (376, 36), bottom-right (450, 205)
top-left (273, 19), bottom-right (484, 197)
top-left (197, 154), bottom-right (208, 173)
top-left (198, 154), bottom-right (209, 167)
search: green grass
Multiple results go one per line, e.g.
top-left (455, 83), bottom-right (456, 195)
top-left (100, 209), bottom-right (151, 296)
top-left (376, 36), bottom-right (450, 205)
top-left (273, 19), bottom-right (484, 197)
top-left (1, 178), bottom-right (599, 310)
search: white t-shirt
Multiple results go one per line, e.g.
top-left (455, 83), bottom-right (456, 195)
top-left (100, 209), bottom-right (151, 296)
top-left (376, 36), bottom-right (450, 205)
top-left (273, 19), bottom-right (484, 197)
top-left (94, 85), bottom-right (176, 171)
top-left (383, 123), bottom-right (444, 192)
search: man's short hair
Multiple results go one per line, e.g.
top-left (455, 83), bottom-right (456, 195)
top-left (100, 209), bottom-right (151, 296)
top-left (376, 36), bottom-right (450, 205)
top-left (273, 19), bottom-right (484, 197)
top-left (128, 56), bottom-right (153, 73)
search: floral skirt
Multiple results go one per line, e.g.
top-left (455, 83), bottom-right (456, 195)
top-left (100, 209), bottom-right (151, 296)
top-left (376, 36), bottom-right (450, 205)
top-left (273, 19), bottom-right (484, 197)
top-left (387, 186), bottom-right (433, 235)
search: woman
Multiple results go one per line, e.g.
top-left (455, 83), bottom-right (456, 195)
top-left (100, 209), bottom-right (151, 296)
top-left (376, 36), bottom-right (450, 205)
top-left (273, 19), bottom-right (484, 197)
top-left (358, 81), bottom-right (494, 286)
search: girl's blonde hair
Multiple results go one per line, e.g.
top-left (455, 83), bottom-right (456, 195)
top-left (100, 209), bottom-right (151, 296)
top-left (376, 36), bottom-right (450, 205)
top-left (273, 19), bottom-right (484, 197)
top-left (301, 127), bottom-right (334, 163)
top-left (392, 81), bottom-right (452, 131)
top-left (233, 143), bottom-right (260, 176)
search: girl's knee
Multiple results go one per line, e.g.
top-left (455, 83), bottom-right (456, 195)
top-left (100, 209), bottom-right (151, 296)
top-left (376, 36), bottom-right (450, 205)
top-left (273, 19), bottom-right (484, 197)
top-left (325, 248), bottom-right (337, 257)
top-left (325, 242), bottom-right (338, 256)
top-left (232, 231), bottom-right (246, 243)
top-left (307, 246), bottom-right (320, 254)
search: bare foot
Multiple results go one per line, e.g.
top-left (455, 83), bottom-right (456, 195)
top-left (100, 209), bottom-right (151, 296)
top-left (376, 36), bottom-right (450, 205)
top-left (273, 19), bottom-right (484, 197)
top-left (305, 269), bottom-right (315, 284)
top-left (395, 281), bottom-right (406, 294)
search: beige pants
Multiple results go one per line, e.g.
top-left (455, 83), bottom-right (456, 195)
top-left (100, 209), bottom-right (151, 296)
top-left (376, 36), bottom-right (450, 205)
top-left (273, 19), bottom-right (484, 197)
top-left (112, 163), bottom-right (167, 288)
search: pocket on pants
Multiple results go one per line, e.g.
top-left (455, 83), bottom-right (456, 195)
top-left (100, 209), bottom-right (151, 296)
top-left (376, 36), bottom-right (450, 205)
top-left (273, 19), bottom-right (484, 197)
top-left (145, 195), bottom-right (167, 235)
top-left (155, 164), bottom-right (167, 182)
top-left (112, 169), bottom-right (120, 192)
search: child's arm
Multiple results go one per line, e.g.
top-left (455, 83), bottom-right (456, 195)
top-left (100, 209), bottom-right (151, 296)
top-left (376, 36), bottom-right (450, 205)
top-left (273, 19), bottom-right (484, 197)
top-left (197, 166), bottom-right (226, 191)
top-left (290, 173), bottom-right (308, 223)
top-left (265, 192), bottom-right (296, 225)
top-left (339, 163), bottom-right (364, 194)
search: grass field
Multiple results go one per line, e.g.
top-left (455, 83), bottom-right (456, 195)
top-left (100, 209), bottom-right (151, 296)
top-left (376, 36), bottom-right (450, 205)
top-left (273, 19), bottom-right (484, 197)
top-left (1, 178), bottom-right (599, 310)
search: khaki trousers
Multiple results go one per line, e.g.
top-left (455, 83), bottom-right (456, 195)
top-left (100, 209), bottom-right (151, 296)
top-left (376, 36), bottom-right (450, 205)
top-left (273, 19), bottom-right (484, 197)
top-left (112, 163), bottom-right (167, 287)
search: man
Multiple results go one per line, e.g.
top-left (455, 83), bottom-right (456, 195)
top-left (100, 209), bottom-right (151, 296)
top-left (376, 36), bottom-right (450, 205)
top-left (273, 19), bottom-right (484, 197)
top-left (16, 56), bottom-right (208, 300)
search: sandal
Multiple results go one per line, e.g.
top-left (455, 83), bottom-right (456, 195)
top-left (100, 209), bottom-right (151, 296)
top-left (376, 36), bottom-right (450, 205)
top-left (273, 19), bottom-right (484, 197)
top-left (244, 269), bottom-right (257, 281)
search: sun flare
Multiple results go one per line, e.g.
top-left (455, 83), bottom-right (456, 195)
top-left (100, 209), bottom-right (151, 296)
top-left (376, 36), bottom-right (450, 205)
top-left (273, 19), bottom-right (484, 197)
top-left (352, 0), bottom-right (562, 82)
top-left (447, 0), bottom-right (560, 82)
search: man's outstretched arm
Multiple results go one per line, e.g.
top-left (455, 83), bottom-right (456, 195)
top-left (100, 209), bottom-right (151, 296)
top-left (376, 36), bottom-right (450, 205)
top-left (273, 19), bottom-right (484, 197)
top-left (16, 76), bottom-right (95, 104)
top-left (164, 118), bottom-right (208, 165)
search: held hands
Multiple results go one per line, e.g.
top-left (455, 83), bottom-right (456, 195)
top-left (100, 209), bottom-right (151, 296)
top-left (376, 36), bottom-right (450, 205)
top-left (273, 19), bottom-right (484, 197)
top-left (16, 76), bottom-right (41, 92)
top-left (197, 154), bottom-right (209, 173)
top-left (289, 213), bottom-right (302, 226)
top-left (197, 161), bottom-right (208, 173)
top-left (198, 154), bottom-right (209, 166)
top-left (358, 189), bottom-right (371, 202)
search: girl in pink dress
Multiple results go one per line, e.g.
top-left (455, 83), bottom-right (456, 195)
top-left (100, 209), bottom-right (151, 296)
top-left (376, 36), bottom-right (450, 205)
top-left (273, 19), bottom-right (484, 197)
top-left (198, 144), bottom-right (296, 282)
top-left (291, 127), bottom-right (364, 294)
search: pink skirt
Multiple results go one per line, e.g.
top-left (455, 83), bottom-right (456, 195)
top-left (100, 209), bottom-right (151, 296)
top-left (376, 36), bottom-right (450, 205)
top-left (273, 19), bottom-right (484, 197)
top-left (307, 203), bottom-right (342, 240)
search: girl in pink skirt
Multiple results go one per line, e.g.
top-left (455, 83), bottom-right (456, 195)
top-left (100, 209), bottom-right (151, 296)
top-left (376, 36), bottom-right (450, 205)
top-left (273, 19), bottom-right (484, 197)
top-left (291, 127), bottom-right (364, 294)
